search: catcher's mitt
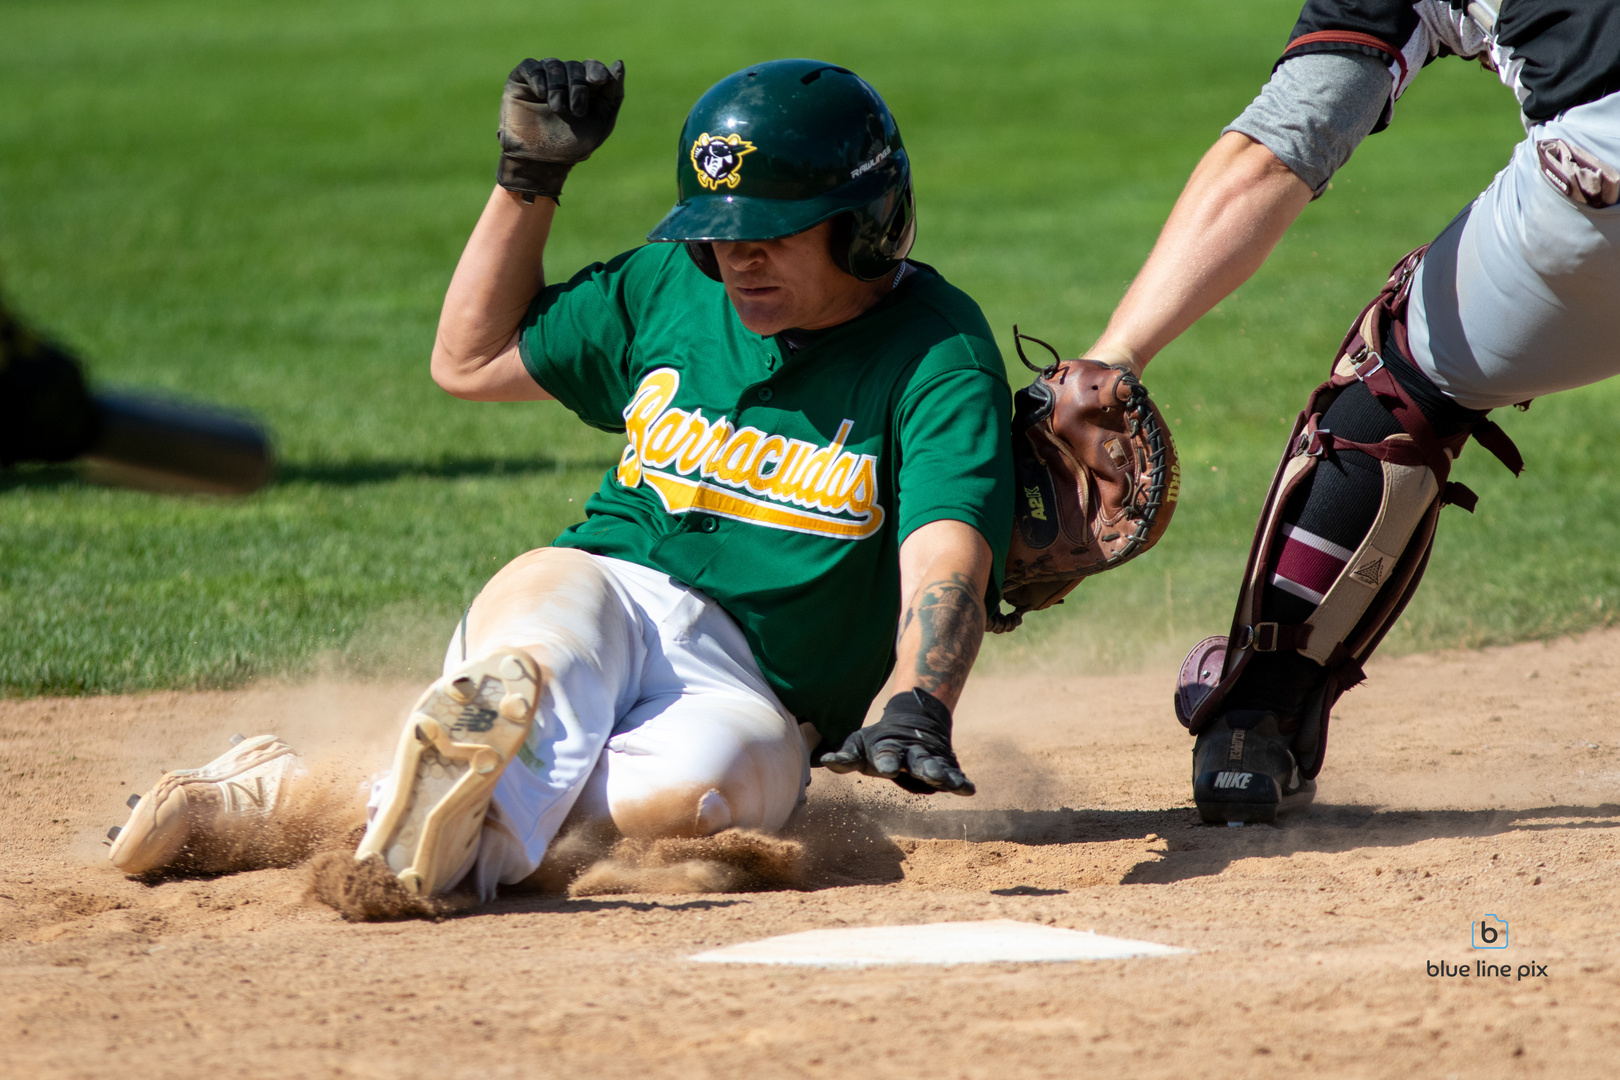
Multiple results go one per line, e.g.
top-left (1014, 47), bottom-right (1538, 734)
top-left (990, 328), bottom-right (1180, 632)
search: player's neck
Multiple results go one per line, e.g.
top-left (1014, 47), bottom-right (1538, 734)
top-left (793, 262), bottom-right (908, 332)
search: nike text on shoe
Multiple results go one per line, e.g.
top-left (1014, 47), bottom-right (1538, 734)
top-left (1191, 709), bottom-right (1315, 825)
top-left (355, 649), bottom-right (541, 897)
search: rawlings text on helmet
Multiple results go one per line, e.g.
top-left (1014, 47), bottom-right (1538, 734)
top-left (850, 146), bottom-right (892, 179)
top-left (690, 134), bottom-right (756, 191)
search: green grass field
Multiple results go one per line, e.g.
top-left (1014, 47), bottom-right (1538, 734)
top-left (3, 0), bottom-right (1614, 695)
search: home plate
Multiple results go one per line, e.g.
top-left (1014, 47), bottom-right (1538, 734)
top-left (689, 919), bottom-right (1191, 968)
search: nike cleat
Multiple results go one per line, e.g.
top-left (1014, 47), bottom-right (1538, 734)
top-left (1192, 710), bottom-right (1315, 825)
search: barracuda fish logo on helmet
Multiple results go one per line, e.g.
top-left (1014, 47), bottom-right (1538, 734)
top-left (690, 133), bottom-right (756, 191)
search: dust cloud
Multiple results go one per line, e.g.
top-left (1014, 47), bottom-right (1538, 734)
top-left (567, 832), bottom-right (805, 897)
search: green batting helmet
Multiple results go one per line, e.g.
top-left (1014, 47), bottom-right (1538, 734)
top-left (646, 59), bottom-right (916, 282)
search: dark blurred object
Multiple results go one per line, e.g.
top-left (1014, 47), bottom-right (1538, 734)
top-left (0, 306), bottom-right (101, 464)
top-left (1, 291), bottom-right (274, 495)
top-left (83, 392), bottom-right (274, 495)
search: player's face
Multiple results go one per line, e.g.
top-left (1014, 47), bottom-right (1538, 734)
top-left (712, 222), bottom-right (889, 335)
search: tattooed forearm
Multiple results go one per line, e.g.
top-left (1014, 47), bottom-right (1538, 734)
top-left (907, 571), bottom-right (986, 701)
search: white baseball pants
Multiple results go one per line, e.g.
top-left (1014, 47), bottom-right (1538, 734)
top-left (1407, 90), bottom-right (1620, 410)
top-left (373, 548), bottom-right (811, 899)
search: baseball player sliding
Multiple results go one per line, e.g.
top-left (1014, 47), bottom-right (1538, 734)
top-left (1086, 1), bottom-right (1620, 823)
top-left (108, 58), bottom-right (1016, 900)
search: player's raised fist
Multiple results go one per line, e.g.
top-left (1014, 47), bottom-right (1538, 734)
top-left (497, 57), bottom-right (626, 201)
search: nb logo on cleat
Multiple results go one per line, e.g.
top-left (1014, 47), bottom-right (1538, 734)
top-left (1213, 771), bottom-right (1253, 790)
top-left (453, 705), bottom-right (499, 733)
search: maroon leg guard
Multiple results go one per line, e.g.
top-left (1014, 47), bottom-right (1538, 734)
top-left (1175, 247), bottom-right (1523, 778)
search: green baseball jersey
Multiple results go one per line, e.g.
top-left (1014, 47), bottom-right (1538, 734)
top-left (520, 242), bottom-right (1012, 746)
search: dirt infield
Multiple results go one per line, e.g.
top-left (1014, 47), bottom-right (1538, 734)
top-left (4, 632), bottom-right (1620, 1078)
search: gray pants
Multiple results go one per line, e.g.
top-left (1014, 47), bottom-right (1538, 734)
top-left (1407, 92), bottom-right (1620, 411)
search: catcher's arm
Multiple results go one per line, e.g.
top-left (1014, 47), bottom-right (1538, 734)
top-left (1085, 132), bottom-right (1311, 375)
top-left (819, 519), bottom-right (989, 795)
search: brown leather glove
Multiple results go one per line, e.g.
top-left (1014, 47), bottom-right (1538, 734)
top-left (991, 328), bottom-right (1181, 631)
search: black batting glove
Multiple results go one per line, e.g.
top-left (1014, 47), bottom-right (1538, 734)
top-left (819, 688), bottom-right (976, 796)
top-left (0, 306), bottom-right (100, 466)
top-left (496, 57), bottom-right (626, 202)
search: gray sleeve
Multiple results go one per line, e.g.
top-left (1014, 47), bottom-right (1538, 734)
top-left (1223, 52), bottom-right (1392, 195)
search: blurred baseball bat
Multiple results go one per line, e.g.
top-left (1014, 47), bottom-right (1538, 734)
top-left (1, 294), bottom-right (275, 496)
top-left (81, 392), bottom-right (275, 496)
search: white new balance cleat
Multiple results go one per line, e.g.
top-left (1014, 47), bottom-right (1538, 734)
top-left (355, 649), bottom-right (541, 897)
top-left (108, 734), bottom-right (303, 875)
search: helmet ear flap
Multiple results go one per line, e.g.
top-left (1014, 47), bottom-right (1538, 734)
top-left (843, 181), bottom-right (916, 280)
top-left (881, 183), bottom-right (916, 263)
top-left (828, 214), bottom-right (857, 277)
top-left (685, 242), bottom-right (722, 282)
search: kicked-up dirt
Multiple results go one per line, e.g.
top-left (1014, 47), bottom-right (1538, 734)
top-left (3, 631), bottom-right (1620, 1078)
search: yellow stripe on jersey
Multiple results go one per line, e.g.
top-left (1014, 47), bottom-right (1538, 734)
top-left (641, 471), bottom-right (885, 539)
